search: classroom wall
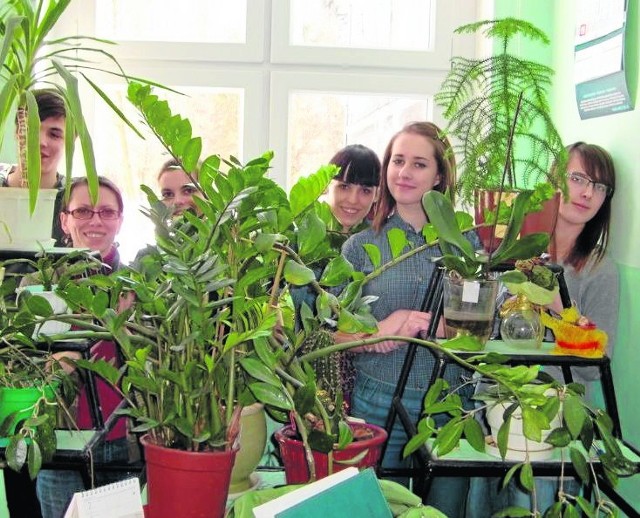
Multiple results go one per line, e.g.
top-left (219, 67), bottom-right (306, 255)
top-left (497, 0), bottom-right (640, 510)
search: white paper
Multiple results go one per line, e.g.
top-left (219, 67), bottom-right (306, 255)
top-left (64, 477), bottom-right (144, 518)
top-left (461, 281), bottom-right (480, 303)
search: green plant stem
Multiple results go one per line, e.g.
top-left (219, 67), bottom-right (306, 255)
top-left (299, 335), bottom-right (523, 402)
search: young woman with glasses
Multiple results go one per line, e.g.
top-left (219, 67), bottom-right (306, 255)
top-left (468, 141), bottom-right (618, 516)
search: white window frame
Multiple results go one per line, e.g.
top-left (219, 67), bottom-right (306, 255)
top-left (271, 0), bottom-right (477, 70)
top-left (269, 70), bottom-right (449, 188)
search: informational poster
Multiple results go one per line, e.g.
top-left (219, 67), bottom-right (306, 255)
top-left (574, 0), bottom-right (632, 119)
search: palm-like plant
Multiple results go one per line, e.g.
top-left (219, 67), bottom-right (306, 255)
top-left (436, 18), bottom-right (567, 205)
top-left (0, 0), bottom-right (144, 210)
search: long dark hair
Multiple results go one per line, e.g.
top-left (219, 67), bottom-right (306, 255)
top-left (373, 121), bottom-right (455, 232)
top-left (555, 142), bottom-right (615, 271)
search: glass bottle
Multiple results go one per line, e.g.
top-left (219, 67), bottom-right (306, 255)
top-left (499, 294), bottom-right (544, 349)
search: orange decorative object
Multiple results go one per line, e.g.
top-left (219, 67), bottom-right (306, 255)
top-left (540, 306), bottom-right (608, 358)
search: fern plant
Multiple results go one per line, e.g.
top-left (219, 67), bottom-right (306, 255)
top-left (436, 18), bottom-right (567, 205)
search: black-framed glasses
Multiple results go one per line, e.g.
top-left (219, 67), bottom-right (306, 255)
top-left (65, 207), bottom-right (121, 220)
top-left (568, 172), bottom-right (613, 197)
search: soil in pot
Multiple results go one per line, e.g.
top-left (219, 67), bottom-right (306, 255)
top-left (274, 422), bottom-right (387, 484)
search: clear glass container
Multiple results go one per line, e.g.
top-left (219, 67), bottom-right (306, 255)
top-left (499, 294), bottom-right (544, 349)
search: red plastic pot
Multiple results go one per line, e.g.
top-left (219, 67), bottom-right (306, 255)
top-left (274, 422), bottom-right (387, 484)
top-left (141, 435), bottom-right (237, 518)
top-left (474, 190), bottom-right (560, 253)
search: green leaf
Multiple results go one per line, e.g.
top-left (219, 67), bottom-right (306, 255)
top-left (440, 335), bottom-right (484, 351)
top-left (292, 383), bottom-right (316, 416)
top-left (283, 260), bottom-right (316, 286)
top-left (422, 191), bottom-right (475, 260)
top-left (387, 228), bottom-right (409, 259)
top-left (182, 137), bottom-right (202, 172)
top-left (335, 420), bottom-right (353, 450)
top-left (254, 233), bottom-right (277, 253)
top-left (250, 382), bottom-right (293, 411)
top-left (563, 394), bottom-right (587, 439)
top-left (493, 507), bottom-right (531, 517)
top-left (289, 165), bottom-right (337, 217)
top-left (27, 441), bottom-right (42, 480)
top-left (297, 211), bottom-right (326, 257)
top-left (434, 418), bottom-right (464, 456)
top-left (25, 295), bottom-right (54, 317)
top-left (569, 446), bottom-right (589, 484)
top-left (497, 418), bottom-right (510, 459)
top-left (403, 430), bottom-right (432, 458)
top-left (463, 418), bottom-right (486, 452)
top-left (545, 427), bottom-right (571, 447)
top-left (319, 256), bottom-right (352, 287)
top-left (518, 462), bottom-right (533, 491)
top-left (363, 244), bottom-right (381, 269)
top-left (502, 463), bottom-right (522, 488)
top-left (307, 429), bottom-right (335, 454)
top-left (240, 357), bottom-right (281, 387)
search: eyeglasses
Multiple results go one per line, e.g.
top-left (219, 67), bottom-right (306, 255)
top-left (568, 172), bottom-right (613, 197)
top-left (65, 207), bottom-right (121, 220)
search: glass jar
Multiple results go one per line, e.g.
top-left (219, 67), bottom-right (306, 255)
top-left (499, 294), bottom-right (544, 349)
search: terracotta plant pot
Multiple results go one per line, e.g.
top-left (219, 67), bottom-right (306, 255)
top-left (229, 402), bottom-right (267, 494)
top-left (274, 422), bottom-right (387, 484)
top-left (141, 434), bottom-right (237, 518)
top-left (474, 190), bottom-right (560, 253)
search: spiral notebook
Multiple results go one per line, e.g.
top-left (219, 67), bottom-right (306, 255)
top-left (63, 477), bottom-right (144, 518)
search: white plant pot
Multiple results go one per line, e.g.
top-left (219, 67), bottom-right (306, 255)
top-left (16, 287), bottom-right (71, 337)
top-left (486, 402), bottom-right (562, 461)
top-left (0, 188), bottom-right (58, 249)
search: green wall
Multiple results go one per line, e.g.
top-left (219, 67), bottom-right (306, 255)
top-left (498, 0), bottom-right (640, 511)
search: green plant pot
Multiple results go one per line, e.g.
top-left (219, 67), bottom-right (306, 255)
top-left (0, 384), bottom-right (56, 437)
top-left (229, 402), bottom-right (267, 494)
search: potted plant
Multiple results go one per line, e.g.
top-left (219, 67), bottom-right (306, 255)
top-left (435, 18), bottom-right (568, 249)
top-left (421, 188), bottom-right (550, 347)
top-left (0, 0), bottom-right (152, 246)
top-left (403, 351), bottom-right (639, 517)
top-left (38, 83), bottom-right (383, 517)
top-left (0, 265), bottom-right (74, 479)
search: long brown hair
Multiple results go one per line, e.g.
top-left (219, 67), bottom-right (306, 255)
top-left (554, 142), bottom-right (615, 271)
top-left (372, 121), bottom-right (456, 231)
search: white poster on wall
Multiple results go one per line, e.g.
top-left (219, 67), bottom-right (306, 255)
top-left (574, 0), bottom-right (632, 119)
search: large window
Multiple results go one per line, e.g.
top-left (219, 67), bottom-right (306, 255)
top-left (56, 0), bottom-right (477, 262)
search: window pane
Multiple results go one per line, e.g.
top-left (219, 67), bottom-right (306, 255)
top-left (289, 0), bottom-right (433, 51)
top-left (92, 86), bottom-right (243, 263)
top-left (95, 0), bottom-right (247, 43)
top-left (288, 93), bottom-right (429, 185)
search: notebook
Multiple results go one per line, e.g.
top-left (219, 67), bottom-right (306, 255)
top-left (63, 477), bottom-right (144, 518)
top-left (253, 467), bottom-right (392, 518)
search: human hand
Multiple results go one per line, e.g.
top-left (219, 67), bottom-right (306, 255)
top-left (357, 309), bottom-right (431, 354)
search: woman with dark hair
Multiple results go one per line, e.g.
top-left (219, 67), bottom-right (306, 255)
top-left (547, 141), bottom-right (618, 392)
top-left (36, 176), bottom-right (135, 518)
top-left (468, 141), bottom-right (619, 516)
top-left (323, 144), bottom-right (380, 232)
top-left (337, 122), bottom-right (475, 518)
